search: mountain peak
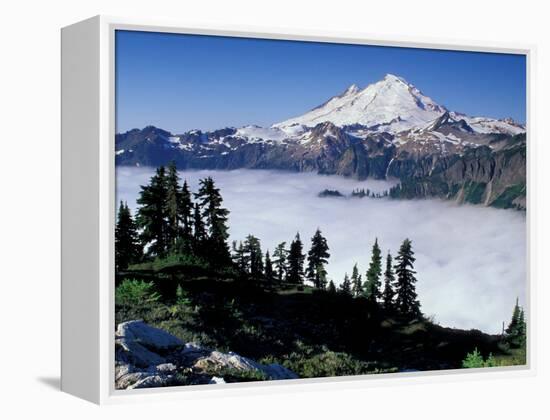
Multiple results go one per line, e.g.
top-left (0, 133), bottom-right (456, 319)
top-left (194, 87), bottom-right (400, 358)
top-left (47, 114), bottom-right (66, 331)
top-left (274, 74), bottom-right (446, 133)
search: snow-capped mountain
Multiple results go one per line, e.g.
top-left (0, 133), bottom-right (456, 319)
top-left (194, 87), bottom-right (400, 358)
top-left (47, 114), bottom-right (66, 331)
top-left (274, 74), bottom-right (447, 134)
top-left (116, 74), bottom-right (527, 209)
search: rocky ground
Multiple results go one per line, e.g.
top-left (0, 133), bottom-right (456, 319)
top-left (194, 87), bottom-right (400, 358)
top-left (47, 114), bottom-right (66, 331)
top-left (115, 320), bottom-right (298, 390)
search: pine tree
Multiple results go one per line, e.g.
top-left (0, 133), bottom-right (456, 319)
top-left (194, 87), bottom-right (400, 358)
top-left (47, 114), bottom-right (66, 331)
top-left (505, 298), bottom-right (526, 348)
top-left (243, 234), bottom-right (263, 278)
top-left (232, 240), bottom-right (248, 272)
top-left (264, 250), bottom-right (274, 283)
top-left (327, 280), bottom-right (337, 294)
top-left (136, 166), bottom-right (169, 257)
top-left (394, 239), bottom-right (421, 318)
top-left (364, 238), bottom-right (382, 302)
top-left (165, 161), bottom-right (182, 249)
top-left (382, 252), bottom-right (396, 310)
top-left (180, 180), bottom-right (194, 240)
top-left (339, 273), bottom-right (352, 296)
top-left (272, 242), bottom-right (288, 283)
top-left (115, 201), bottom-right (142, 271)
top-left (306, 228), bottom-right (330, 288)
top-left (350, 263), bottom-right (363, 297)
top-left (287, 233), bottom-right (305, 284)
top-left (192, 202), bottom-right (206, 248)
top-left (195, 177), bottom-right (231, 264)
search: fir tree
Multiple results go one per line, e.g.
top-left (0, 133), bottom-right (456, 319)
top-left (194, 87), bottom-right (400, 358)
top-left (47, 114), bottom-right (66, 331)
top-left (195, 177), bottom-right (231, 263)
top-left (115, 201), bottom-right (142, 271)
top-left (180, 180), bottom-right (194, 240)
top-left (136, 166), bottom-right (169, 257)
top-left (306, 228), bottom-right (330, 288)
top-left (382, 252), bottom-right (396, 310)
top-left (505, 298), bottom-right (526, 348)
top-left (232, 240), bottom-right (248, 272)
top-left (243, 234), bottom-right (263, 278)
top-left (264, 250), bottom-right (274, 283)
top-left (394, 239), bottom-right (421, 318)
top-left (165, 161), bottom-right (182, 249)
top-left (327, 280), bottom-right (337, 294)
top-left (192, 202), bottom-right (206, 246)
top-left (339, 273), bottom-right (352, 296)
top-left (272, 242), bottom-right (288, 283)
top-left (350, 263), bottom-right (363, 298)
top-left (287, 233), bottom-right (305, 284)
top-left (364, 238), bottom-right (382, 302)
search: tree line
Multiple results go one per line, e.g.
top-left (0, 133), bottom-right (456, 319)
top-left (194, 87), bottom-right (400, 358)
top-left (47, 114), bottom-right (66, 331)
top-left (116, 163), bottom-right (422, 319)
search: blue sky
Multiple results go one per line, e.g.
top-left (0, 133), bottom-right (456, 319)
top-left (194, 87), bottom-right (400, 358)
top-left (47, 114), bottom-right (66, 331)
top-left (115, 30), bottom-right (526, 134)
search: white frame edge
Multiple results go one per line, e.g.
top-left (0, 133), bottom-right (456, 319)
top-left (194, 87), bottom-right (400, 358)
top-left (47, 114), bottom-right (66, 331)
top-left (61, 15), bottom-right (536, 405)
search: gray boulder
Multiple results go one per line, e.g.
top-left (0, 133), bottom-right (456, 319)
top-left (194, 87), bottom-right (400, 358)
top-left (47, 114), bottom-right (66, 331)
top-left (116, 320), bottom-right (184, 351)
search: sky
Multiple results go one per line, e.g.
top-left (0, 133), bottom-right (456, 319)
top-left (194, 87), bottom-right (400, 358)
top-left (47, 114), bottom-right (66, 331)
top-left (115, 30), bottom-right (526, 134)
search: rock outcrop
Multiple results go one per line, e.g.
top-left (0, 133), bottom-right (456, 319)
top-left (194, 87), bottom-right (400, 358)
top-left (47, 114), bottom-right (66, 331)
top-left (115, 320), bottom-right (298, 390)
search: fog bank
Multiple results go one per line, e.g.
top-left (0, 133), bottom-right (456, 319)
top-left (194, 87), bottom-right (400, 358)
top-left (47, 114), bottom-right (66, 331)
top-left (116, 167), bottom-right (526, 334)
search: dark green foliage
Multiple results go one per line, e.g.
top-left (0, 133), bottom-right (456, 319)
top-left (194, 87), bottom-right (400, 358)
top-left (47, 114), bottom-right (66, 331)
top-left (115, 201), bottom-right (142, 271)
top-left (364, 238), bottom-right (382, 302)
top-left (179, 180), bottom-right (194, 244)
top-left (287, 233), bottom-right (305, 284)
top-left (115, 279), bottom-right (160, 306)
top-left (192, 202), bottom-right (206, 243)
top-left (394, 239), bottom-right (421, 319)
top-left (136, 166), bottom-right (169, 257)
top-left (272, 242), bottom-right (288, 283)
top-left (492, 184), bottom-right (526, 209)
top-left (232, 240), bottom-right (248, 272)
top-left (306, 228), bottom-right (330, 288)
top-left (505, 298), bottom-right (526, 348)
top-left (462, 181), bottom-right (487, 205)
top-left (195, 177), bottom-right (231, 264)
top-left (327, 280), bottom-right (337, 294)
top-left (382, 252), bottom-right (396, 310)
top-left (339, 273), bottom-right (352, 296)
top-left (350, 263), bottom-right (363, 298)
top-left (165, 161), bottom-right (182, 249)
top-left (264, 250), bottom-right (274, 283)
top-left (318, 189), bottom-right (344, 197)
top-left (243, 235), bottom-right (264, 279)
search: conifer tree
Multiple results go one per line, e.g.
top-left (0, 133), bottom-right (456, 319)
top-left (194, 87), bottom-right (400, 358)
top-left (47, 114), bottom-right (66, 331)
top-left (264, 250), bottom-right (274, 283)
top-left (180, 180), bottom-right (194, 240)
top-left (287, 233), bottom-right (305, 284)
top-left (505, 298), bottom-right (526, 348)
top-left (350, 263), bottom-right (363, 298)
top-left (232, 240), bottom-right (248, 272)
top-left (165, 161), bottom-right (182, 249)
top-left (306, 228), bottom-right (330, 288)
top-left (339, 273), bottom-right (352, 296)
top-left (272, 242), bottom-right (288, 283)
top-left (192, 202), bottom-right (206, 246)
top-left (115, 201), bottom-right (142, 271)
top-left (382, 252), bottom-right (396, 310)
top-left (136, 166), bottom-right (169, 257)
top-left (394, 239), bottom-right (421, 318)
top-left (327, 280), bottom-right (337, 294)
top-left (243, 234), bottom-right (263, 278)
top-left (364, 238), bottom-right (382, 302)
top-left (195, 177), bottom-right (231, 263)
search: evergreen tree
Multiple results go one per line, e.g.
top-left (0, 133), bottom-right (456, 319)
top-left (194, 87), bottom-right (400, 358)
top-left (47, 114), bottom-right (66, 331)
top-left (505, 298), bottom-right (526, 348)
top-left (232, 240), bottom-right (248, 272)
top-left (192, 202), bottom-right (206, 246)
top-left (272, 242), bottom-right (288, 283)
top-left (327, 280), bottom-right (337, 294)
top-left (243, 234), bottom-right (263, 278)
top-left (115, 201), bottom-right (142, 271)
top-left (287, 233), bottom-right (305, 284)
top-left (136, 166), bottom-right (169, 257)
top-left (394, 239), bottom-right (421, 318)
top-left (339, 273), bottom-right (352, 296)
top-left (180, 180), bottom-right (194, 240)
top-left (382, 252), bottom-right (396, 310)
top-left (165, 161), bottom-right (182, 249)
top-left (364, 238), bottom-right (382, 302)
top-left (264, 250), bottom-right (274, 283)
top-left (306, 228), bottom-right (330, 288)
top-left (195, 177), bottom-right (231, 263)
top-left (350, 263), bottom-right (363, 298)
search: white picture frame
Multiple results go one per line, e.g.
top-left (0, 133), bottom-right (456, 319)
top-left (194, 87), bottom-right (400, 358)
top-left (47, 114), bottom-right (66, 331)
top-left (61, 15), bottom-right (535, 404)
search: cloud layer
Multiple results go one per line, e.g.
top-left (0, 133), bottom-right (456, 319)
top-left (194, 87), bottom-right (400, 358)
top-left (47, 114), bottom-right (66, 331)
top-left (117, 167), bottom-right (527, 334)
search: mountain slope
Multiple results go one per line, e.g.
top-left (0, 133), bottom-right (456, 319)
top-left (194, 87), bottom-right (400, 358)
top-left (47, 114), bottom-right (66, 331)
top-left (115, 74), bottom-right (526, 209)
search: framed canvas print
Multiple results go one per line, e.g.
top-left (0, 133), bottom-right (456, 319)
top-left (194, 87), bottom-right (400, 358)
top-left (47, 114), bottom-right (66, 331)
top-left (61, 16), bottom-right (533, 404)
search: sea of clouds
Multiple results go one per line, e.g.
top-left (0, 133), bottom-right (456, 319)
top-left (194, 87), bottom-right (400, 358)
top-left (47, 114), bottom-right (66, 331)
top-left (116, 167), bottom-right (527, 334)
